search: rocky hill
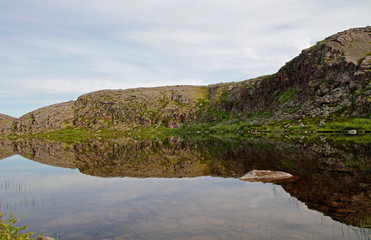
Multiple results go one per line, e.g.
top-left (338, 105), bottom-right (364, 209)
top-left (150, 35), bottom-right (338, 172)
top-left (0, 113), bottom-right (16, 135)
top-left (223, 26), bottom-right (371, 121)
top-left (1, 26), bottom-right (370, 135)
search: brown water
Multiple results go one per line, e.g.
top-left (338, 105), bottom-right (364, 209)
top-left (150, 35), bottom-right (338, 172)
top-left (0, 135), bottom-right (370, 239)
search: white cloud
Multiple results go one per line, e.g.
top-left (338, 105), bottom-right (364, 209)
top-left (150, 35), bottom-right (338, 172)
top-left (4, 75), bottom-right (206, 96)
top-left (0, 0), bottom-right (370, 116)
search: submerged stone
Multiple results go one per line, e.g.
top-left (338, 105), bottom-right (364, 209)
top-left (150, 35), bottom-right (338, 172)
top-left (240, 170), bottom-right (297, 183)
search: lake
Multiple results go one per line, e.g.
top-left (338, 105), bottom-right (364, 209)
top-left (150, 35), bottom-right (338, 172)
top-left (0, 135), bottom-right (370, 240)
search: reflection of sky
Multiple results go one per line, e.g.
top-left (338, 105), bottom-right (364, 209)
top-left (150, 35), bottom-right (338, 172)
top-left (0, 155), bottom-right (368, 240)
top-left (0, 154), bottom-right (76, 174)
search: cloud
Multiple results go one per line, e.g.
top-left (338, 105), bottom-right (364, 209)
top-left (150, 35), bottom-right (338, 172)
top-left (0, 0), bottom-right (370, 116)
top-left (3, 75), bottom-right (206, 96)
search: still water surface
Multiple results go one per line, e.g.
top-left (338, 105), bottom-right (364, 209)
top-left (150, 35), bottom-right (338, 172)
top-left (0, 136), bottom-right (370, 239)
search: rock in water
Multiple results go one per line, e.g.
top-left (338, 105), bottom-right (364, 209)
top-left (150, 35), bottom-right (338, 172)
top-left (240, 170), bottom-right (296, 182)
top-left (38, 237), bottom-right (55, 240)
top-left (348, 129), bottom-right (357, 135)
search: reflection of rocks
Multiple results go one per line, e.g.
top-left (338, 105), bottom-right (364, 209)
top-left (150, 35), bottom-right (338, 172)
top-left (0, 136), bottom-right (370, 228)
top-left (73, 137), bottom-right (211, 178)
top-left (0, 139), bottom-right (15, 160)
top-left (2, 137), bottom-right (248, 178)
top-left (10, 139), bottom-right (76, 169)
top-left (240, 170), bottom-right (297, 182)
top-left (281, 167), bottom-right (371, 228)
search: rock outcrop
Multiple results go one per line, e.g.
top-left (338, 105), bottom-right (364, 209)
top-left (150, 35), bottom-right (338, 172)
top-left (0, 113), bottom-right (16, 135)
top-left (216, 26), bottom-right (371, 121)
top-left (73, 86), bottom-right (208, 131)
top-left (1, 26), bottom-right (370, 134)
top-left (11, 101), bottom-right (75, 134)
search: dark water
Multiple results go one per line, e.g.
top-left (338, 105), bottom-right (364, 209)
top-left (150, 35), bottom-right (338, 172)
top-left (0, 135), bottom-right (370, 240)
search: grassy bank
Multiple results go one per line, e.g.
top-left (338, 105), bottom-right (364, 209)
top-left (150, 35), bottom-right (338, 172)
top-left (175, 116), bottom-right (371, 134)
top-left (3, 116), bottom-right (370, 143)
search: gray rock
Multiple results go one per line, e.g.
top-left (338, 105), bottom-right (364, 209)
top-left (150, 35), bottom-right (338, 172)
top-left (38, 237), bottom-right (55, 240)
top-left (240, 170), bottom-right (297, 182)
top-left (319, 120), bottom-right (326, 127)
top-left (341, 99), bottom-right (351, 106)
top-left (322, 110), bottom-right (330, 116)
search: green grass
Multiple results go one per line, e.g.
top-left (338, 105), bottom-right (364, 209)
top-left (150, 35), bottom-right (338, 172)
top-left (279, 88), bottom-right (297, 104)
top-left (320, 117), bottom-right (371, 131)
top-left (4, 116), bottom-right (371, 143)
top-left (360, 215), bottom-right (371, 228)
top-left (218, 90), bottom-right (231, 103)
top-left (174, 117), bottom-right (370, 136)
top-left (21, 127), bottom-right (122, 143)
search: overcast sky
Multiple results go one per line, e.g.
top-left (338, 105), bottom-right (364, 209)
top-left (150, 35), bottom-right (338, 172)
top-left (1, 0), bottom-right (370, 117)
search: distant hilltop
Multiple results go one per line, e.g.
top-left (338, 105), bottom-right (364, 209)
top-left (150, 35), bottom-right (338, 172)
top-left (1, 26), bottom-right (370, 135)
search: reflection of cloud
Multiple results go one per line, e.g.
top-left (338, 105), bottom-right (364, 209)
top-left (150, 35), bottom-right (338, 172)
top-left (0, 178), bottom-right (55, 210)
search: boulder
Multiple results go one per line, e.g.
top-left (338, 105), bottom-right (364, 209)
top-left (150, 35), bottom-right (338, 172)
top-left (348, 129), bottom-right (357, 135)
top-left (240, 170), bottom-right (298, 183)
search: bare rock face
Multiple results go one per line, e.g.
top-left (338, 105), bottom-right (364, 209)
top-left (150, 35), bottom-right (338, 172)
top-left (0, 113), bottom-right (16, 135)
top-left (224, 26), bottom-right (371, 120)
top-left (11, 101), bottom-right (75, 134)
top-left (72, 86), bottom-right (208, 131)
top-left (240, 170), bottom-right (297, 182)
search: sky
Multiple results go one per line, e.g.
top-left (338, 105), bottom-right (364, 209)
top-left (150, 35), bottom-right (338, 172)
top-left (0, 0), bottom-right (370, 117)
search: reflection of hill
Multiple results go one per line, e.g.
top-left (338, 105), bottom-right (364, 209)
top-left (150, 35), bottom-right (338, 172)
top-left (73, 137), bottom-right (211, 178)
top-left (0, 139), bottom-right (15, 160)
top-left (9, 138), bottom-right (76, 169)
top-left (274, 141), bottom-right (371, 228)
top-left (0, 136), bottom-right (370, 228)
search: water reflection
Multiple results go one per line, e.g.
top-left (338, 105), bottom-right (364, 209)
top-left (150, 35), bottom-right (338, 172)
top-left (0, 135), bottom-right (370, 239)
top-left (0, 179), bottom-right (55, 210)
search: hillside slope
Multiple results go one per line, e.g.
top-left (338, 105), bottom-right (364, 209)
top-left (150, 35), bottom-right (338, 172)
top-left (209, 26), bottom-right (371, 121)
top-left (1, 26), bottom-right (370, 135)
top-left (0, 113), bottom-right (16, 135)
top-left (9, 86), bottom-right (209, 134)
